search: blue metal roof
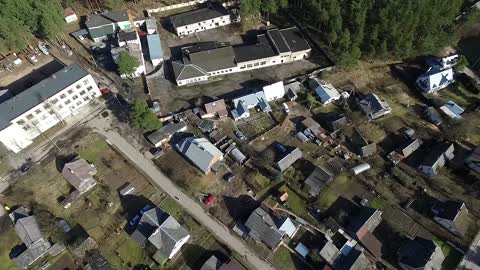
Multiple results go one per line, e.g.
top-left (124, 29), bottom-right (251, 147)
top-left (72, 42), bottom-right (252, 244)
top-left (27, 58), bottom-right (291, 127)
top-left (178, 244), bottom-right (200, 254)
top-left (147, 34), bottom-right (163, 61)
top-left (0, 64), bottom-right (88, 130)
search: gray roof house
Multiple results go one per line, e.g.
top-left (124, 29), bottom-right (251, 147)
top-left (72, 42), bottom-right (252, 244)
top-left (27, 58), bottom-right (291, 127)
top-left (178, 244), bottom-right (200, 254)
top-left (418, 143), bottom-right (454, 177)
top-left (388, 138), bottom-right (423, 165)
top-left (9, 207), bottom-right (52, 269)
top-left (85, 10), bottom-right (145, 41)
top-left (62, 158), bottom-right (97, 194)
top-left (308, 78), bottom-right (341, 105)
top-left (432, 200), bottom-right (469, 237)
top-left (131, 206), bottom-right (190, 264)
top-left (200, 255), bottom-right (243, 270)
top-left (334, 245), bottom-right (375, 270)
top-left (416, 68), bottom-right (454, 94)
top-left (244, 206), bottom-right (296, 249)
top-left (398, 237), bottom-right (445, 270)
top-left (147, 121), bottom-right (187, 147)
top-left (231, 91), bottom-right (271, 121)
top-left (303, 166), bottom-right (334, 197)
top-left (358, 93), bottom-right (392, 120)
top-left (276, 147), bottom-right (303, 172)
top-left (175, 136), bottom-right (223, 174)
top-left (424, 106), bottom-right (443, 126)
top-left (466, 146), bottom-right (480, 174)
top-left (350, 128), bottom-right (377, 157)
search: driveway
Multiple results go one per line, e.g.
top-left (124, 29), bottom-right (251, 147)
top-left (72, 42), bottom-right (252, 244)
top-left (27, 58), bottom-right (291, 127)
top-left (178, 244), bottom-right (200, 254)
top-left (87, 115), bottom-right (276, 270)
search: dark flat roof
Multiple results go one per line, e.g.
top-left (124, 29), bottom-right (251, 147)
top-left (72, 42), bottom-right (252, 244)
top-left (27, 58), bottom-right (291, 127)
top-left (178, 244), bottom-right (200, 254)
top-left (267, 29), bottom-right (290, 54)
top-left (0, 64), bottom-right (88, 130)
top-left (233, 34), bottom-right (276, 63)
top-left (279, 27), bottom-right (311, 52)
top-left (170, 3), bottom-right (229, 28)
top-left (118, 31), bottom-right (137, 42)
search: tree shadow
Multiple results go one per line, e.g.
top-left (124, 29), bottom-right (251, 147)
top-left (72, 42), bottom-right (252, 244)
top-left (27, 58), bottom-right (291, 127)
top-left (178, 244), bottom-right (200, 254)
top-left (223, 195), bottom-right (259, 223)
top-left (105, 94), bottom-right (131, 124)
top-left (184, 248), bottom-right (230, 270)
top-left (119, 194), bottom-right (155, 233)
top-left (54, 153), bottom-right (78, 173)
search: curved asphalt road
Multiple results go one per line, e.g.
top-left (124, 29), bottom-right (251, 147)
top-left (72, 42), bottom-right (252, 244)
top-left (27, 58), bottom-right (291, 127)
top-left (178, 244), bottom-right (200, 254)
top-left (88, 117), bottom-right (275, 270)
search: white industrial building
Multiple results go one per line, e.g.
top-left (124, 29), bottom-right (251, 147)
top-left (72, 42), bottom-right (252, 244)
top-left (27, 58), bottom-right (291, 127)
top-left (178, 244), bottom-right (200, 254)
top-left (172, 27), bottom-right (311, 86)
top-left (0, 64), bottom-right (101, 153)
top-left (170, 2), bottom-right (231, 37)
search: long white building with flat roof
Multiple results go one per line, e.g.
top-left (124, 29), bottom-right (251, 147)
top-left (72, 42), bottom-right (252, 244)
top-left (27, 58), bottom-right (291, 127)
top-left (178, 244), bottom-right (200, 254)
top-left (0, 64), bottom-right (101, 153)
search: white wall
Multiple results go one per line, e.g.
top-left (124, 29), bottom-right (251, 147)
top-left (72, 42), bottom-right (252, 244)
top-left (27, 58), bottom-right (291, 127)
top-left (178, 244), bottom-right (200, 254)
top-left (175, 15), bottom-right (231, 36)
top-left (0, 74), bottom-right (101, 153)
top-left (177, 75), bottom-right (208, 86)
top-left (169, 235), bottom-right (191, 259)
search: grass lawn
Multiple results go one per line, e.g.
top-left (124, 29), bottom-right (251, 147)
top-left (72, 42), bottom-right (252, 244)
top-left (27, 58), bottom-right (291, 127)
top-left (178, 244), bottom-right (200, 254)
top-left (77, 137), bottom-right (109, 162)
top-left (279, 186), bottom-right (308, 219)
top-left (0, 158), bottom-right (12, 177)
top-left (316, 173), bottom-right (351, 208)
top-left (368, 197), bottom-right (385, 210)
top-left (271, 245), bottom-right (295, 270)
top-left (101, 233), bottom-right (147, 269)
top-left (0, 226), bottom-right (21, 270)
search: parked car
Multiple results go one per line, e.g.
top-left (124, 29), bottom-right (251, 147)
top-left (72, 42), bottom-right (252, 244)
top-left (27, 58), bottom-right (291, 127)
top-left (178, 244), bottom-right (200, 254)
top-left (150, 147), bottom-right (165, 158)
top-left (223, 172), bottom-right (235, 182)
top-left (37, 42), bottom-right (49, 55)
top-left (283, 102), bottom-right (290, 113)
top-left (234, 130), bottom-right (246, 141)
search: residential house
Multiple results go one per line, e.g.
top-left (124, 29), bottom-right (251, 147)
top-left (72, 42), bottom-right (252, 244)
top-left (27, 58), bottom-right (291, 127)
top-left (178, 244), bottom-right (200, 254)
top-left (244, 206), bottom-right (296, 249)
top-left (424, 106), bottom-right (443, 126)
top-left (85, 10), bottom-right (145, 42)
top-left (263, 81), bottom-right (285, 102)
top-left (303, 166), bottom-right (334, 197)
top-left (418, 143), bottom-right (454, 177)
top-left (170, 2), bottom-right (231, 37)
top-left (147, 34), bottom-right (163, 67)
top-left (131, 206), bottom-right (190, 264)
top-left (202, 99), bottom-right (228, 119)
top-left (231, 91), bottom-right (271, 121)
top-left (465, 146), bottom-right (480, 174)
top-left (295, 242), bottom-right (310, 258)
top-left (416, 55), bottom-right (457, 93)
top-left (62, 158), bottom-right (97, 193)
top-left (358, 93), bottom-right (392, 120)
top-left (9, 206), bottom-right (52, 269)
top-left (308, 79), bottom-right (341, 105)
top-left (284, 81), bottom-right (303, 101)
top-left (350, 128), bottom-right (376, 157)
top-left (397, 237), bottom-right (445, 270)
top-left (172, 27), bottom-right (311, 86)
top-left (325, 114), bottom-right (348, 134)
top-left (147, 121), bottom-right (187, 147)
top-left (201, 255), bottom-right (243, 270)
top-left (346, 206), bottom-right (383, 259)
top-left (0, 64), bottom-right (101, 153)
top-left (334, 245), bottom-right (376, 270)
top-left (431, 200), bottom-right (469, 237)
top-left (229, 147), bottom-right (247, 164)
top-left (64, 7), bottom-right (78, 23)
top-left (416, 68), bottom-right (454, 94)
top-left (388, 138), bottom-right (423, 165)
top-left (275, 145), bottom-right (302, 172)
top-left (439, 100), bottom-right (464, 120)
top-left (301, 117), bottom-right (331, 143)
top-left (112, 32), bottom-right (146, 78)
top-left (176, 136), bottom-right (223, 174)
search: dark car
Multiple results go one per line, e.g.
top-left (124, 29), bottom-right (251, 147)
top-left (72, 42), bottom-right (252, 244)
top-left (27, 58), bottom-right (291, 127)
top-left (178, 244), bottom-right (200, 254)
top-left (150, 147), bottom-right (165, 158)
top-left (234, 131), bottom-right (246, 141)
top-left (223, 172), bottom-right (235, 182)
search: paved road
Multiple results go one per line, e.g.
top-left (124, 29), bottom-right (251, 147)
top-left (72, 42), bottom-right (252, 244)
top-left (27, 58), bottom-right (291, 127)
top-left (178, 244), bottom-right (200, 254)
top-left (87, 116), bottom-right (276, 270)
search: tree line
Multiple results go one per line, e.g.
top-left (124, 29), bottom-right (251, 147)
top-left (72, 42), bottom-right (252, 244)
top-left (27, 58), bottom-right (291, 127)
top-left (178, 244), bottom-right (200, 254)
top-left (0, 0), bottom-right (65, 53)
top-left (242, 0), bottom-right (466, 66)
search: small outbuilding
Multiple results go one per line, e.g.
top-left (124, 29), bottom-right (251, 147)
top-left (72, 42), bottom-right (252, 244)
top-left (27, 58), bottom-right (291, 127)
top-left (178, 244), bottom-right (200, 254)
top-left (64, 7), bottom-right (78, 23)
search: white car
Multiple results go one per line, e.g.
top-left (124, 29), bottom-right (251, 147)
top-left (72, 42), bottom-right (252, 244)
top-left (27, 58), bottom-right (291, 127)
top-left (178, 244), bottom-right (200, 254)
top-left (38, 42), bottom-right (49, 55)
top-left (283, 103), bottom-right (290, 113)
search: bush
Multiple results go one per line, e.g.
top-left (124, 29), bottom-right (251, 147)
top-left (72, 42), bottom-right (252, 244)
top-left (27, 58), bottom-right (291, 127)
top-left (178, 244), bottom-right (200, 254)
top-left (130, 100), bottom-right (162, 131)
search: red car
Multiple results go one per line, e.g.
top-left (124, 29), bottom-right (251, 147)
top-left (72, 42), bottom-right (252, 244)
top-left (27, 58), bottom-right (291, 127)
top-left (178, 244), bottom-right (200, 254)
top-left (100, 88), bottom-right (110, 95)
top-left (203, 195), bottom-right (215, 206)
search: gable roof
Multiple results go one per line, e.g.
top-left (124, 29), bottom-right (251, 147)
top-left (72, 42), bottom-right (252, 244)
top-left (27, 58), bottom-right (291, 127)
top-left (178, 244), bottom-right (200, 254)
top-left (304, 166), bottom-right (333, 196)
top-left (262, 81), bottom-right (285, 101)
top-left (439, 100), bottom-right (464, 119)
top-left (64, 7), bottom-right (76, 17)
top-left (416, 68), bottom-right (454, 92)
top-left (245, 206), bottom-right (284, 249)
top-left (309, 79), bottom-right (341, 104)
top-left (204, 99), bottom-right (227, 116)
top-left (466, 146), bottom-right (480, 174)
top-left (346, 206), bottom-right (379, 233)
top-left (233, 34), bottom-right (277, 63)
top-left (276, 147), bottom-right (303, 172)
top-left (186, 45), bottom-right (236, 72)
top-left (398, 237), bottom-right (443, 269)
top-left (425, 106), bottom-right (443, 125)
top-left (421, 143), bottom-right (454, 167)
top-left (147, 121), bottom-right (187, 145)
top-left (358, 93), bottom-right (392, 119)
top-left (170, 2), bottom-right (229, 27)
top-left (172, 60), bottom-right (208, 81)
top-left (0, 64), bottom-right (88, 130)
top-left (62, 158), bottom-right (97, 191)
top-left (267, 29), bottom-right (291, 54)
top-left (176, 136), bottom-right (223, 173)
top-left (432, 200), bottom-right (465, 221)
top-left (15, 216), bottom-right (43, 247)
top-left (86, 10), bottom-right (131, 28)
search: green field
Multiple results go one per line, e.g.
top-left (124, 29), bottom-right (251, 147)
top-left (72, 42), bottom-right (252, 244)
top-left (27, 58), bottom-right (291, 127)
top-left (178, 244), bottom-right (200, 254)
top-left (0, 227), bottom-right (21, 270)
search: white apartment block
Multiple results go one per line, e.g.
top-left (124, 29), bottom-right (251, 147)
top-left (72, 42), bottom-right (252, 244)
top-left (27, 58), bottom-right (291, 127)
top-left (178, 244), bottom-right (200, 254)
top-left (170, 2), bottom-right (231, 37)
top-left (0, 64), bottom-right (101, 153)
top-left (172, 27), bottom-right (311, 86)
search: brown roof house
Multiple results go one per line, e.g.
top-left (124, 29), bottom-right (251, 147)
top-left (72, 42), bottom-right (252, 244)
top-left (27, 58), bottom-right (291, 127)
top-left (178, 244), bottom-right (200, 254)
top-left (345, 206), bottom-right (383, 260)
top-left (302, 117), bottom-right (331, 143)
top-left (431, 200), bottom-right (469, 237)
top-left (202, 99), bottom-right (228, 119)
top-left (62, 158), bottom-right (97, 194)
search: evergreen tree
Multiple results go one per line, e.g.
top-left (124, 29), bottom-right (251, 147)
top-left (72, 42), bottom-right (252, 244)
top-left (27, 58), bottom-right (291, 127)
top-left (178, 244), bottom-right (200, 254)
top-left (117, 51), bottom-right (140, 77)
top-left (130, 100), bottom-right (162, 131)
